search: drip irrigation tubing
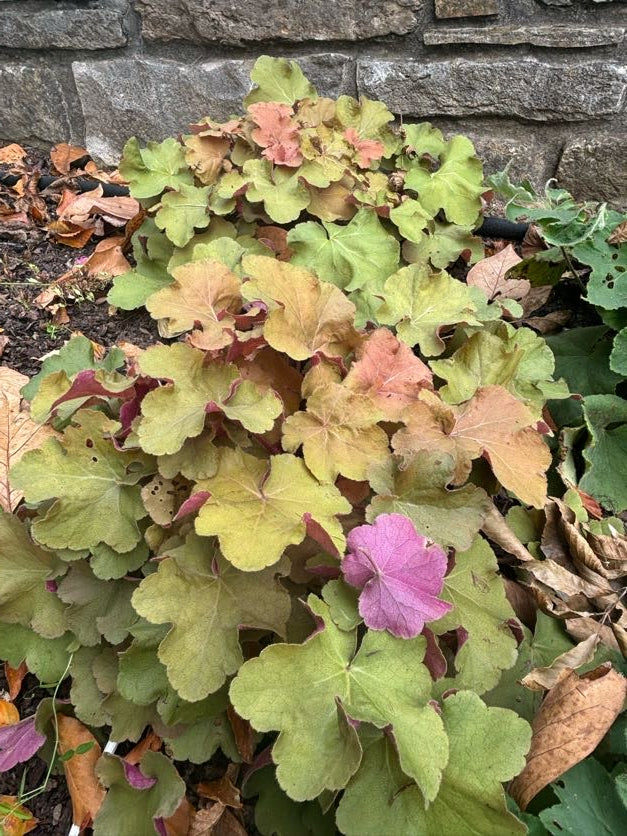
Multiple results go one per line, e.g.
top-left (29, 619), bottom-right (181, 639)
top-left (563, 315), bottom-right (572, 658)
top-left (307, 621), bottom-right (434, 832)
top-left (0, 171), bottom-right (529, 241)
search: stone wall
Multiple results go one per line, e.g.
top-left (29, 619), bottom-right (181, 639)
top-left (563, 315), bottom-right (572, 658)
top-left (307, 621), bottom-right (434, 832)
top-left (1, 0), bottom-right (626, 203)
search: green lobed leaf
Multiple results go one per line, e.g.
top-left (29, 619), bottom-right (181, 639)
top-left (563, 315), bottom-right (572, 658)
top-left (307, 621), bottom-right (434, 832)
top-left (580, 394), bottom-right (627, 512)
top-left (245, 56), bottom-right (317, 106)
top-left (131, 531), bottom-right (291, 700)
top-left (118, 137), bottom-right (193, 199)
top-left (154, 183), bottom-right (211, 247)
top-left (0, 622), bottom-right (72, 683)
top-left (231, 596), bottom-right (448, 803)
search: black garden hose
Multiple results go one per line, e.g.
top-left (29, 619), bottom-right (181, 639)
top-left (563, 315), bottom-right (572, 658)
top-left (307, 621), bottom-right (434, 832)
top-left (0, 171), bottom-right (529, 240)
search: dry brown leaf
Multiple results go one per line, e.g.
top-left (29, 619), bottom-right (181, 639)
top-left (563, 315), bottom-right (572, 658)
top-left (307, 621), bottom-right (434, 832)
top-left (521, 224), bottom-right (547, 258)
top-left (0, 796), bottom-right (37, 835)
top-left (519, 285), bottom-right (552, 318)
top-left (164, 797), bottom-right (195, 836)
top-left (4, 661), bottom-right (28, 701)
top-left (58, 185), bottom-right (139, 228)
top-left (509, 663), bottom-right (627, 810)
top-left (84, 236), bottom-right (131, 278)
top-left (525, 310), bottom-right (571, 334)
top-left (227, 704), bottom-right (255, 763)
top-left (50, 143), bottom-right (88, 175)
top-left (47, 219), bottom-right (94, 248)
top-left (466, 244), bottom-right (529, 301)
top-left (214, 809), bottom-right (247, 836)
top-left (0, 336), bottom-right (9, 359)
top-left (189, 803), bottom-right (227, 835)
top-left (57, 715), bottom-right (105, 828)
top-left (503, 578), bottom-right (538, 630)
top-left (197, 772), bottom-right (242, 809)
top-left (521, 633), bottom-right (599, 691)
top-left (481, 503), bottom-right (535, 563)
top-left (50, 306), bottom-right (70, 326)
top-left (608, 219), bottom-right (627, 245)
top-left (0, 144), bottom-right (27, 165)
top-left (525, 558), bottom-right (612, 598)
top-left (123, 730), bottom-right (162, 765)
top-left (0, 367), bottom-right (57, 512)
top-left (0, 699), bottom-right (20, 726)
top-left (565, 616), bottom-right (622, 653)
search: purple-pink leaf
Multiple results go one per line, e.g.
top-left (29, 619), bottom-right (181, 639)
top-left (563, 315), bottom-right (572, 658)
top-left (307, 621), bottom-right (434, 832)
top-left (123, 760), bottom-right (158, 790)
top-left (342, 513), bottom-right (452, 639)
top-left (0, 715), bottom-right (46, 772)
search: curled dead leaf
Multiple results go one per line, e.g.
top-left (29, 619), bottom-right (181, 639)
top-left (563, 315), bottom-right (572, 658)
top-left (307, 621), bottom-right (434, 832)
top-left (509, 663), bottom-right (627, 810)
top-left (164, 797), bottom-right (195, 836)
top-left (466, 244), bottom-right (529, 301)
top-left (50, 143), bottom-right (88, 175)
top-left (4, 662), bottom-right (28, 701)
top-left (84, 236), bottom-right (131, 278)
top-left (481, 503), bottom-right (535, 563)
top-left (0, 144), bottom-right (27, 166)
top-left (521, 633), bottom-right (599, 691)
top-left (123, 730), bottom-right (162, 765)
top-left (0, 700), bottom-right (20, 726)
top-left (188, 803), bottom-right (226, 836)
top-left (197, 768), bottom-right (242, 810)
top-left (227, 704), bottom-right (255, 763)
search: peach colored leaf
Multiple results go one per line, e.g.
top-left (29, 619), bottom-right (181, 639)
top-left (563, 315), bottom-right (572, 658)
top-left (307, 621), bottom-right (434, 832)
top-left (84, 236), bottom-right (131, 278)
top-left (50, 143), bottom-right (88, 175)
top-left (248, 102), bottom-right (303, 167)
top-left (394, 386), bottom-right (550, 508)
top-left (0, 368), bottom-right (56, 512)
top-left (0, 144), bottom-right (27, 165)
top-left (184, 135), bottom-right (230, 186)
top-left (146, 259), bottom-right (242, 346)
top-left (509, 663), bottom-right (627, 810)
top-left (3, 662), bottom-right (27, 701)
top-left (467, 244), bottom-right (529, 301)
top-left (124, 731), bottom-right (162, 766)
top-left (58, 185), bottom-right (140, 228)
top-left (0, 700), bottom-right (19, 727)
top-left (0, 796), bottom-right (37, 835)
top-left (243, 255), bottom-right (361, 361)
top-left (57, 715), bottom-right (105, 828)
top-left (344, 328), bottom-right (433, 421)
top-left (344, 127), bottom-right (384, 168)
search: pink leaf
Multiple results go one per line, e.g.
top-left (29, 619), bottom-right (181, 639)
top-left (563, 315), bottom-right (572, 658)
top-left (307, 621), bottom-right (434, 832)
top-left (248, 103), bottom-right (303, 167)
top-left (342, 513), bottom-right (451, 639)
top-left (344, 128), bottom-right (385, 168)
top-left (0, 716), bottom-right (46, 772)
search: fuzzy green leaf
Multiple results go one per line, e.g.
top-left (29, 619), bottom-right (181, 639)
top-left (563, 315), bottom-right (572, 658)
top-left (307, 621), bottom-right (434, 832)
top-left (10, 410), bottom-right (154, 553)
top-left (245, 56), bottom-right (317, 106)
top-left (231, 596), bottom-right (448, 802)
top-left (118, 137), bottom-right (192, 199)
top-left (336, 692), bottom-right (530, 836)
top-left (0, 622), bottom-right (72, 683)
top-left (243, 159), bottom-right (310, 223)
top-left (580, 394), bottom-right (627, 512)
top-left (132, 532), bottom-right (291, 700)
top-left (154, 183), bottom-right (211, 247)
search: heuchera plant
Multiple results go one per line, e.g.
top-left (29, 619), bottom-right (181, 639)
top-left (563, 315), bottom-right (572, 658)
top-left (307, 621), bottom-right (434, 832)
top-left (0, 57), bottom-right (579, 833)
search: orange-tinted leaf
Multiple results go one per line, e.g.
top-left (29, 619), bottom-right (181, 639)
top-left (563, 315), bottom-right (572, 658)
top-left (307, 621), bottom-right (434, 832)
top-left (0, 700), bottom-right (20, 726)
top-left (344, 328), bottom-right (433, 421)
top-left (0, 144), bottom-right (27, 165)
top-left (4, 662), bottom-right (27, 701)
top-left (58, 185), bottom-right (139, 228)
top-left (123, 730), bottom-right (162, 765)
top-left (197, 772), bottom-right (242, 809)
top-left (248, 102), bottom-right (303, 167)
top-left (0, 796), bottom-right (37, 835)
top-left (57, 715), bottom-right (105, 828)
top-left (47, 220), bottom-right (94, 248)
top-left (344, 128), bottom-right (384, 168)
top-left (164, 797), bottom-right (195, 836)
top-left (0, 367), bottom-right (57, 511)
top-left (467, 244), bottom-right (529, 301)
top-left (184, 135), bottom-right (230, 186)
top-left (510, 663), bottom-right (627, 810)
top-left (84, 236), bottom-right (131, 278)
top-left (50, 143), bottom-right (88, 175)
top-left (255, 225), bottom-right (292, 261)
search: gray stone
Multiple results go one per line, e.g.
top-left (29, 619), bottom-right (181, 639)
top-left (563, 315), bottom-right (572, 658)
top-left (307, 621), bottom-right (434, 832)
top-left (435, 0), bottom-right (497, 16)
top-left (0, 8), bottom-right (127, 50)
top-left (557, 135), bottom-right (627, 204)
top-left (357, 59), bottom-right (627, 121)
top-left (0, 62), bottom-right (83, 145)
top-left (423, 25), bottom-right (626, 48)
top-left (73, 54), bottom-right (355, 164)
top-left (136, 0), bottom-right (421, 43)
top-left (464, 135), bottom-right (558, 188)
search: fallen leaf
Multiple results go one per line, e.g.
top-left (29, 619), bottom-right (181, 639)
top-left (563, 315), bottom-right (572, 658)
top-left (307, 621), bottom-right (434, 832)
top-left (50, 306), bottom-right (70, 326)
top-left (84, 236), bottom-right (131, 277)
top-left (50, 143), bottom-right (88, 175)
top-left (0, 716), bottom-right (46, 772)
top-left (518, 285), bottom-right (552, 317)
top-left (3, 662), bottom-right (27, 701)
top-left (0, 367), bottom-right (57, 511)
top-left (164, 797), bottom-right (195, 836)
top-left (189, 804), bottom-right (226, 835)
top-left (124, 730), bottom-right (162, 765)
top-left (0, 336), bottom-right (8, 358)
top-left (481, 504), bottom-right (535, 563)
top-left (0, 700), bottom-right (20, 726)
top-left (509, 663), bottom-right (627, 810)
top-left (57, 715), bottom-right (105, 828)
top-left (521, 224), bottom-right (547, 258)
top-left (214, 808), bottom-right (247, 836)
top-left (47, 219), bottom-right (94, 248)
top-left (0, 144), bottom-right (27, 165)
top-left (197, 772), bottom-right (242, 809)
top-left (0, 796), bottom-right (37, 835)
top-left (227, 704), bottom-right (255, 763)
top-left (525, 310), bottom-right (571, 334)
top-left (608, 219), bottom-right (627, 245)
top-left (467, 244), bottom-right (529, 301)
top-left (521, 634), bottom-right (599, 691)
top-left (58, 185), bottom-right (139, 228)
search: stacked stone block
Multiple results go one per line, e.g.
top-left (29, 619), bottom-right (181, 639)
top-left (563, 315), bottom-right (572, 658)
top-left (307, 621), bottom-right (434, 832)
top-left (0, 0), bottom-right (625, 202)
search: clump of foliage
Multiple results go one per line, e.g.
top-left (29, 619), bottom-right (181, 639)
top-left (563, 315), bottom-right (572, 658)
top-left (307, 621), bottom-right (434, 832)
top-left (1, 56), bottom-right (626, 834)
